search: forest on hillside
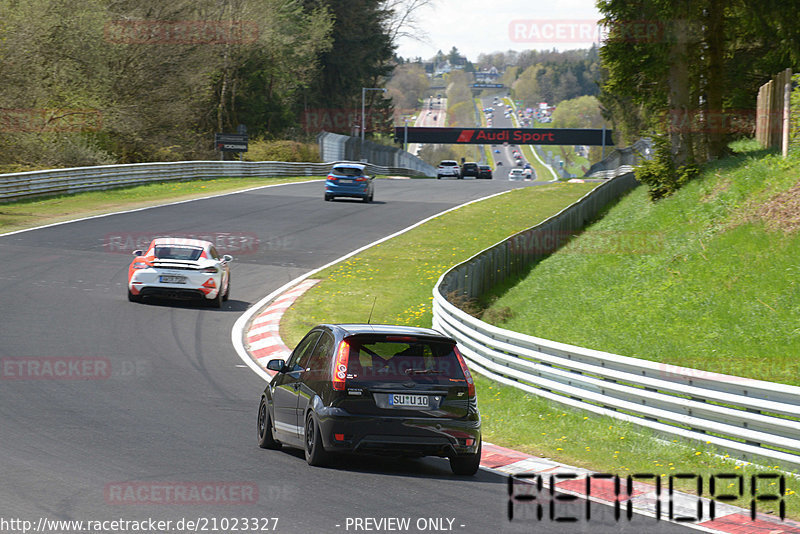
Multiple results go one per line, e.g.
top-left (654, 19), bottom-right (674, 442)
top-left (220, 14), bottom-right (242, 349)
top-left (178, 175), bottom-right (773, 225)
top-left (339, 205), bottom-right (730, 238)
top-left (0, 0), bottom-right (404, 168)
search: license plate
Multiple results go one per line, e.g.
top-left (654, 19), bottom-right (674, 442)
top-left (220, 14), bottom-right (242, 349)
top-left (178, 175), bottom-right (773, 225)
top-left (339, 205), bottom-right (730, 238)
top-left (389, 394), bottom-right (429, 408)
top-left (340, 179), bottom-right (353, 184)
top-left (159, 275), bottom-right (186, 284)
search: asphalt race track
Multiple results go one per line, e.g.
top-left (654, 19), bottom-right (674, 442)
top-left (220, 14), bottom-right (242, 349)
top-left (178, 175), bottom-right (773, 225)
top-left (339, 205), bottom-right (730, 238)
top-left (0, 179), bottom-right (693, 533)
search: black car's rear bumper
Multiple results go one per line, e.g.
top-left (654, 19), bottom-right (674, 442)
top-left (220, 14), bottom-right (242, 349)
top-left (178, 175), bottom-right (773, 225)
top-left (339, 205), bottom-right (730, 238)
top-left (316, 408), bottom-right (481, 458)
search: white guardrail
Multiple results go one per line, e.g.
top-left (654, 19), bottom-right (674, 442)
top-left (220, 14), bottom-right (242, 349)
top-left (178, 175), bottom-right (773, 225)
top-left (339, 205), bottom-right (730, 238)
top-left (0, 160), bottom-right (430, 201)
top-left (432, 170), bottom-right (800, 470)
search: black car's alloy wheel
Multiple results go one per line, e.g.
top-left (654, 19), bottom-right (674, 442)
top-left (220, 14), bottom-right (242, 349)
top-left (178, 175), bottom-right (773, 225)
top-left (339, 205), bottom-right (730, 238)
top-left (304, 413), bottom-right (328, 466)
top-left (257, 397), bottom-right (281, 450)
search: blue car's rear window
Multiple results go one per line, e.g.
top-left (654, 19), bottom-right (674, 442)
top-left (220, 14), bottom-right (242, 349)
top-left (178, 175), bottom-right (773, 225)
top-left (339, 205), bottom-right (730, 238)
top-left (332, 167), bottom-right (363, 177)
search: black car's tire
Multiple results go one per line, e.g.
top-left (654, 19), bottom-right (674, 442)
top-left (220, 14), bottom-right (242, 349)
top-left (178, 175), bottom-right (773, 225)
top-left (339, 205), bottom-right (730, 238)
top-left (222, 275), bottom-right (230, 301)
top-left (304, 413), bottom-right (328, 467)
top-left (450, 440), bottom-right (482, 475)
top-left (257, 397), bottom-right (281, 450)
top-left (436, 175), bottom-right (442, 179)
top-left (127, 289), bottom-right (141, 303)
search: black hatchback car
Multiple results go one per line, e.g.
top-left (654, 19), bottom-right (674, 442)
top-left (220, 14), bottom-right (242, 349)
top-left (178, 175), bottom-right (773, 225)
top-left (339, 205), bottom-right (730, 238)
top-left (257, 324), bottom-right (482, 475)
top-left (460, 162), bottom-right (480, 179)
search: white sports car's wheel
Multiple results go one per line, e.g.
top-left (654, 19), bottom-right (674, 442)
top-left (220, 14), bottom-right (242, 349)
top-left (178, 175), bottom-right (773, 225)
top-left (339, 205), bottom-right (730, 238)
top-left (208, 288), bottom-right (223, 308)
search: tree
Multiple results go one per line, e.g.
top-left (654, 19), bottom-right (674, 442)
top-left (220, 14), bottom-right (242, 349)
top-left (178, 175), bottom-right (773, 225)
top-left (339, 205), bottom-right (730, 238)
top-left (550, 96), bottom-right (605, 129)
top-left (447, 46), bottom-right (461, 65)
top-left (599, 0), bottom-right (800, 189)
top-left (386, 63), bottom-right (429, 110)
top-left (300, 0), bottom-right (396, 137)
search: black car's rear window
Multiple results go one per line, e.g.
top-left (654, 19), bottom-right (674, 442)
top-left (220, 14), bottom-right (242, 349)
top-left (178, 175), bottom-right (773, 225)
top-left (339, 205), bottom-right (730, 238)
top-left (344, 337), bottom-right (465, 383)
top-left (331, 166), bottom-right (364, 177)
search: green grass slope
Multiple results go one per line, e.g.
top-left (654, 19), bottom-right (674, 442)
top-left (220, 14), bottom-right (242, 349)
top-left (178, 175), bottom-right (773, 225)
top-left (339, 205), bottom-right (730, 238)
top-left (483, 140), bottom-right (800, 385)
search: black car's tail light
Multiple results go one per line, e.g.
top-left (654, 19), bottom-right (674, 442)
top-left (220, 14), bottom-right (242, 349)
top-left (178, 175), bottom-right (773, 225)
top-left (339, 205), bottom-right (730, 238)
top-left (332, 340), bottom-right (350, 391)
top-left (453, 346), bottom-right (475, 397)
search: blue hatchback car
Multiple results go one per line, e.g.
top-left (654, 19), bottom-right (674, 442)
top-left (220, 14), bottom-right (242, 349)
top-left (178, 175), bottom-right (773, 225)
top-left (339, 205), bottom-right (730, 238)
top-left (324, 163), bottom-right (375, 202)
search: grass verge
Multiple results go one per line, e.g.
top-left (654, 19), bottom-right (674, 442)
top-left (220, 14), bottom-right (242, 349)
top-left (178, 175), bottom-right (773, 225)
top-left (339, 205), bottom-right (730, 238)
top-left (482, 141), bottom-right (800, 386)
top-left (281, 182), bottom-right (597, 343)
top-left (0, 176), bottom-right (320, 234)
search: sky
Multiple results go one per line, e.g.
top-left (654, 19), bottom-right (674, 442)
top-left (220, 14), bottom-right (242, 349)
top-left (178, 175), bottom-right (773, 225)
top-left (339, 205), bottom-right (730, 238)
top-left (395, 0), bottom-right (604, 62)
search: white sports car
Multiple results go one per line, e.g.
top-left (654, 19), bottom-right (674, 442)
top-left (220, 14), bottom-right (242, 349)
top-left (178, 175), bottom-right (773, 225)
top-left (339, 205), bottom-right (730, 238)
top-left (127, 238), bottom-right (232, 307)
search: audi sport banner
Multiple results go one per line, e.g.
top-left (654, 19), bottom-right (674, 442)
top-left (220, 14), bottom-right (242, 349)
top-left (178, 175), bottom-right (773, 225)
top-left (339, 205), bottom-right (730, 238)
top-left (394, 127), bottom-right (614, 146)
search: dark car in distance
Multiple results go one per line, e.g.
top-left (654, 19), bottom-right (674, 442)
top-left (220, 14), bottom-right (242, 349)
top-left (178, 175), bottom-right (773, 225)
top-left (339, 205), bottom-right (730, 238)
top-left (460, 162), bottom-right (480, 179)
top-left (257, 324), bottom-right (482, 475)
top-left (477, 165), bottom-right (492, 179)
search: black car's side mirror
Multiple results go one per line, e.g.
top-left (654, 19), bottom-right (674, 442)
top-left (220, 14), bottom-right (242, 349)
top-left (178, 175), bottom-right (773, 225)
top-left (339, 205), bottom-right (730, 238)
top-left (266, 359), bottom-right (286, 373)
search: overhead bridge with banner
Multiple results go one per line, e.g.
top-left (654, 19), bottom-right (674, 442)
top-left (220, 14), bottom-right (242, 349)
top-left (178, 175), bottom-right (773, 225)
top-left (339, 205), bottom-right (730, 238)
top-left (394, 127), bottom-right (614, 146)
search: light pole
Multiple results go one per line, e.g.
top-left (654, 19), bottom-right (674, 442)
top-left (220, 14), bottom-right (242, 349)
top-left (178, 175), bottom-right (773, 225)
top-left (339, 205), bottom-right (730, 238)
top-left (361, 87), bottom-right (386, 142)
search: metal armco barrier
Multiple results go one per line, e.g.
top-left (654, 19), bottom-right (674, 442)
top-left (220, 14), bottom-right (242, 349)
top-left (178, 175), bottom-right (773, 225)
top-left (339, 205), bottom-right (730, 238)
top-left (585, 138), bottom-right (652, 179)
top-left (317, 131), bottom-right (437, 177)
top-left (432, 145), bottom-right (800, 470)
top-left (0, 160), bottom-right (429, 201)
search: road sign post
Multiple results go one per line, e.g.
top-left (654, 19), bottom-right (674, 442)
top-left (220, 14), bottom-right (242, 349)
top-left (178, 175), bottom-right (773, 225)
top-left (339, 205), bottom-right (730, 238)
top-left (214, 133), bottom-right (249, 153)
